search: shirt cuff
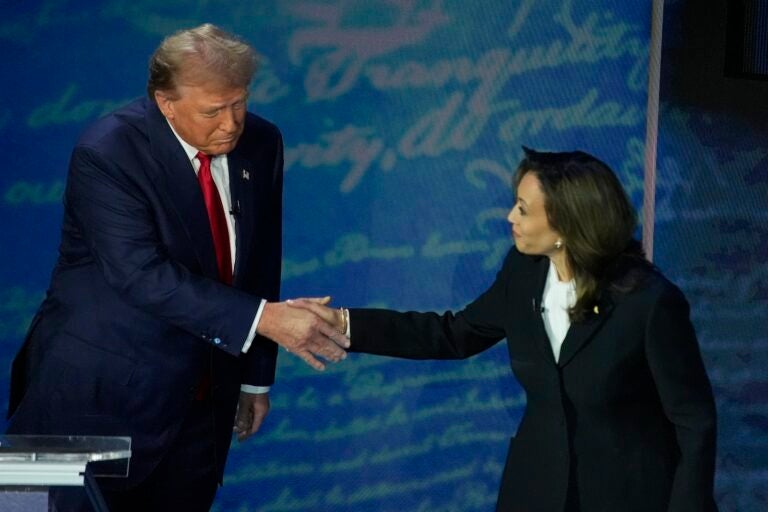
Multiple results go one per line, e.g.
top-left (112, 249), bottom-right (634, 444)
top-left (240, 385), bottom-right (270, 394)
top-left (345, 308), bottom-right (351, 338)
top-left (241, 299), bottom-right (267, 353)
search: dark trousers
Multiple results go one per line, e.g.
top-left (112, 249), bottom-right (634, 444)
top-left (51, 398), bottom-right (220, 512)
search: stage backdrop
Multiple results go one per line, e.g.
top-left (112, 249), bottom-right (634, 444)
top-left (1, 1), bottom-right (764, 511)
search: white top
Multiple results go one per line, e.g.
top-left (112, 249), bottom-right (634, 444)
top-left (168, 123), bottom-right (267, 394)
top-left (541, 260), bottom-right (576, 362)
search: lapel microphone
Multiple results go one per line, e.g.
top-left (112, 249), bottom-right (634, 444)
top-left (229, 200), bottom-right (241, 217)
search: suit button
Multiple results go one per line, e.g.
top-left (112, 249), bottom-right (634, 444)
top-left (213, 337), bottom-right (222, 345)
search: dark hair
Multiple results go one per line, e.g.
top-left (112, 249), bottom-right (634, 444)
top-left (515, 147), bottom-right (648, 321)
top-left (147, 23), bottom-right (258, 100)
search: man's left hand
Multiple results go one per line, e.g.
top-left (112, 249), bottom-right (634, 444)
top-left (233, 391), bottom-right (270, 442)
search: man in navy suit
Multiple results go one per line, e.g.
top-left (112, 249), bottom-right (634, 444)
top-left (6, 24), bottom-right (348, 511)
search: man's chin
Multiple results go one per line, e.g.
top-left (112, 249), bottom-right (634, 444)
top-left (206, 140), bottom-right (238, 155)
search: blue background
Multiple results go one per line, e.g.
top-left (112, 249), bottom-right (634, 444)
top-left (0, 1), bottom-right (765, 510)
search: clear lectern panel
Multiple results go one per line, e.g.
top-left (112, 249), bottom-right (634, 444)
top-left (0, 435), bottom-right (131, 512)
top-left (0, 435), bottom-right (131, 486)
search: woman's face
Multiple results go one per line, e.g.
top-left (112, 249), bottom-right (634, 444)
top-left (507, 172), bottom-right (562, 257)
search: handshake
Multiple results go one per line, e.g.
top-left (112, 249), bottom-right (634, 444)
top-left (256, 296), bottom-right (349, 371)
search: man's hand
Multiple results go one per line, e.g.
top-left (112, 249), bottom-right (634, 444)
top-left (234, 391), bottom-right (270, 442)
top-left (257, 297), bottom-right (349, 371)
top-left (286, 298), bottom-right (346, 333)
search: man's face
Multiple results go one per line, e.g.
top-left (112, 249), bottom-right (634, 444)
top-left (155, 81), bottom-right (248, 155)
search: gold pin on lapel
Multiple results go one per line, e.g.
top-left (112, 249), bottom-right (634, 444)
top-left (593, 305), bottom-right (600, 315)
top-left (241, 169), bottom-right (250, 180)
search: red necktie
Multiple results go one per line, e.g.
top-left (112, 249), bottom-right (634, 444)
top-left (196, 152), bottom-right (232, 285)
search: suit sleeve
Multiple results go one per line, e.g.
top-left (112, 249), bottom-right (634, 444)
top-left (66, 145), bottom-right (262, 357)
top-left (644, 284), bottom-right (718, 512)
top-left (348, 248), bottom-right (517, 359)
top-left (240, 133), bottom-right (283, 386)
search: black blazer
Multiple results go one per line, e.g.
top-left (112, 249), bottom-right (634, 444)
top-left (7, 98), bottom-right (283, 486)
top-left (350, 247), bottom-right (717, 511)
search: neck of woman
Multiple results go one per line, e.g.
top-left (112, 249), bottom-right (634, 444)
top-left (550, 253), bottom-right (572, 282)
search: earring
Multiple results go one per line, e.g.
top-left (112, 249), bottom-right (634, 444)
top-left (554, 239), bottom-right (563, 249)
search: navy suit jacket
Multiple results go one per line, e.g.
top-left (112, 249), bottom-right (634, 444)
top-left (350, 247), bottom-right (718, 512)
top-left (7, 97), bottom-right (283, 486)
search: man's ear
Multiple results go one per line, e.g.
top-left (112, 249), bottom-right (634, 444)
top-left (154, 91), bottom-right (174, 119)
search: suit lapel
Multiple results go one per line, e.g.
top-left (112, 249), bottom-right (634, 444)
top-left (144, 100), bottom-right (219, 280)
top-left (226, 148), bottom-right (255, 286)
top-left (528, 258), bottom-right (557, 364)
top-left (558, 295), bottom-right (615, 367)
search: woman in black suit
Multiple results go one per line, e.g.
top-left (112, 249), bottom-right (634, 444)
top-left (293, 148), bottom-right (718, 511)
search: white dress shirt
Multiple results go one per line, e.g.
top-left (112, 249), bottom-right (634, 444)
top-left (541, 260), bottom-right (576, 362)
top-left (169, 124), bottom-right (268, 394)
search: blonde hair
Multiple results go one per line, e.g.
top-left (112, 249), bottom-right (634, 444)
top-left (147, 23), bottom-right (258, 99)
